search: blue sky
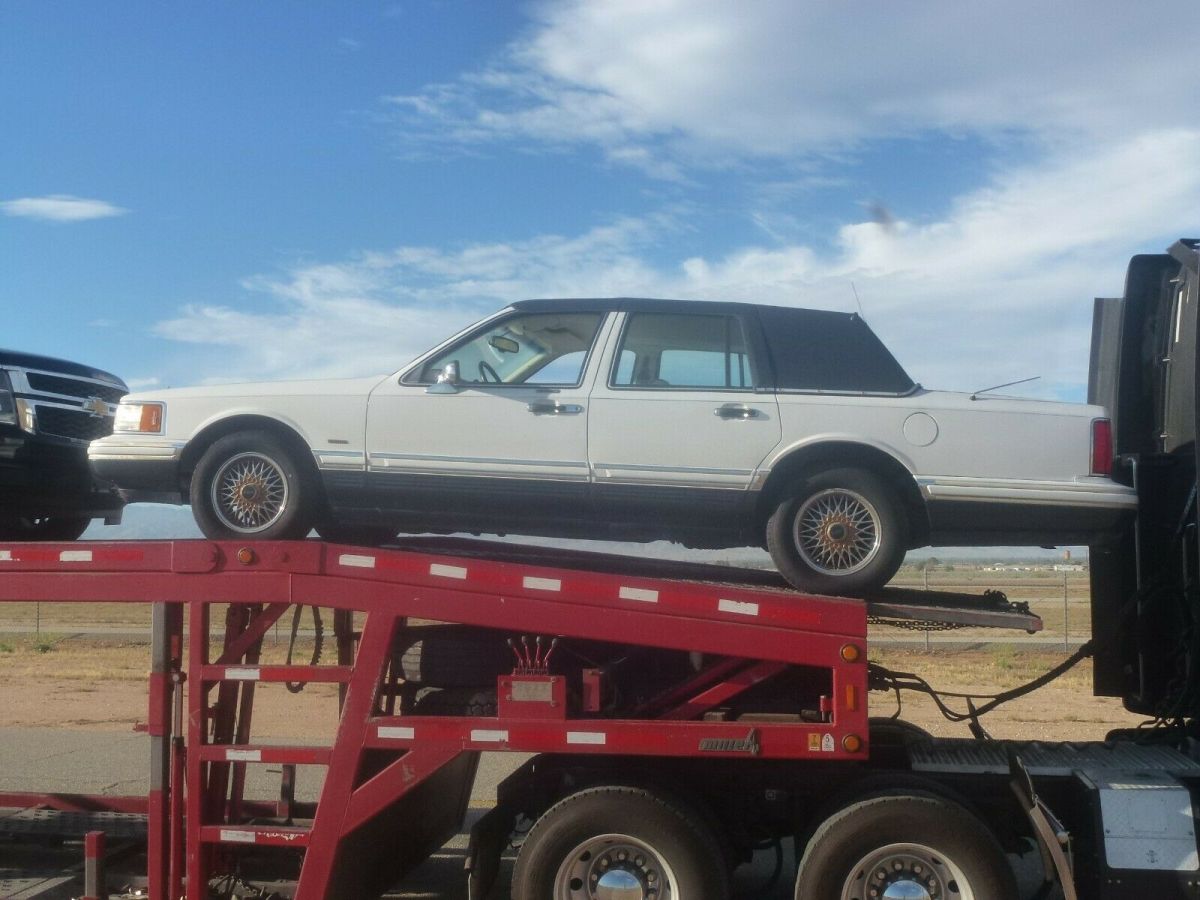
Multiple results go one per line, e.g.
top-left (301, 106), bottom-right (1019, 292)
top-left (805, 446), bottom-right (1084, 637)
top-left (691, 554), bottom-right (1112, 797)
top-left (3, 1), bottom-right (1198, 401)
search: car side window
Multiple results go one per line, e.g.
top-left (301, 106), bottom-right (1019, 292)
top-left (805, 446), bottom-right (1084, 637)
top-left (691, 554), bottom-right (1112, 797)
top-left (611, 313), bottom-right (754, 389)
top-left (419, 312), bottom-right (604, 386)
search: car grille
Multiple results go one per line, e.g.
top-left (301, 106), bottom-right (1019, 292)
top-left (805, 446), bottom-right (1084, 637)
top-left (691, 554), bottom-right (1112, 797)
top-left (36, 406), bottom-right (115, 442)
top-left (26, 372), bottom-right (126, 404)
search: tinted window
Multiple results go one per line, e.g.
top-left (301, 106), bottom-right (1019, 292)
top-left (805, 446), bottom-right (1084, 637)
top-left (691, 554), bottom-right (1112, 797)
top-left (420, 312), bottom-right (603, 385)
top-left (612, 313), bottom-right (753, 389)
top-left (757, 306), bottom-right (914, 393)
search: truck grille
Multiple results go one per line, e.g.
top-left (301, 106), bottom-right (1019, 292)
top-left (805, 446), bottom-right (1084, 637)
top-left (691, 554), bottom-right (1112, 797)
top-left (36, 406), bottom-right (115, 442)
top-left (26, 372), bottom-right (126, 404)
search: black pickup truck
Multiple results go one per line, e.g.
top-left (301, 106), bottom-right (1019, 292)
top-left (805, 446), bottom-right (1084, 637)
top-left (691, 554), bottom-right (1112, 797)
top-left (0, 349), bottom-right (127, 539)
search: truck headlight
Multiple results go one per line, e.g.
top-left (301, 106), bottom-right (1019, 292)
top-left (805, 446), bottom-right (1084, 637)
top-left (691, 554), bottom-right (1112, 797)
top-left (0, 371), bottom-right (15, 426)
top-left (114, 401), bottom-right (165, 434)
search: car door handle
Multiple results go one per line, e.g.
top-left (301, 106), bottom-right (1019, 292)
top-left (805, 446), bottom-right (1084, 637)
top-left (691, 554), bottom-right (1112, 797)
top-left (714, 403), bottom-right (762, 420)
top-left (527, 401), bottom-right (584, 416)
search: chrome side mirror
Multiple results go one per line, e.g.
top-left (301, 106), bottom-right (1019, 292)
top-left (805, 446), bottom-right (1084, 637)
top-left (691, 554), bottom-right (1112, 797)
top-left (426, 360), bottom-right (461, 394)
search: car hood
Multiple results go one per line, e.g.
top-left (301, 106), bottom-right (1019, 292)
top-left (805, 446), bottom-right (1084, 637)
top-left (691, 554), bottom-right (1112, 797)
top-left (121, 375), bottom-right (388, 405)
top-left (0, 348), bottom-right (126, 387)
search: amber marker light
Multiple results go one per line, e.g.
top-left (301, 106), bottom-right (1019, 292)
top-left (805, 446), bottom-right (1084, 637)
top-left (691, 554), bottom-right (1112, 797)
top-left (236, 548), bottom-right (256, 565)
top-left (840, 643), bottom-right (861, 663)
top-left (842, 734), bottom-right (863, 753)
top-left (114, 401), bottom-right (165, 434)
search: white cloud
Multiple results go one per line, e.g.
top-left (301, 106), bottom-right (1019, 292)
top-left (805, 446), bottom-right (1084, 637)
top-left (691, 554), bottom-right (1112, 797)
top-left (1, 195), bottom-right (128, 222)
top-left (386, 0), bottom-right (1198, 169)
top-left (153, 130), bottom-right (1200, 397)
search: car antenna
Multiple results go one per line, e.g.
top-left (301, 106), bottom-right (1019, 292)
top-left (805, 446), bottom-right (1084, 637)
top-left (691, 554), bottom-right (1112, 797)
top-left (970, 376), bottom-right (1040, 401)
top-left (850, 282), bottom-right (866, 319)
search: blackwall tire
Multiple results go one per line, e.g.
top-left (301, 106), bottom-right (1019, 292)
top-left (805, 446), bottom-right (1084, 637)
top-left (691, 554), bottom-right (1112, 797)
top-left (0, 515), bottom-right (91, 541)
top-left (766, 468), bottom-right (905, 594)
top-left (795, 793), bottom-right (1017, 900)
top-left (190, 430), bottom-right (314, 540)
top-left (395, 625), bottom-right (515, 687)
top-left (512, 786), bottom-right (729, 900)
top-left (410, 686), bottom-right (497, 717)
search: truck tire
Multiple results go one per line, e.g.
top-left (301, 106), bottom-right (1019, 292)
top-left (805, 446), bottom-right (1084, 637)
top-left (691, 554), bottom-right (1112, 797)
top-left (190, 430), bottom-right (314, 540)
top-left (767, 468), bottom-right (905, 594)
top-left (395, 625), bottom-right (515, 687)
top-left (512, 786), bottom-right (730, 900)
top-left (410, 686), bottom-right (497, 717)
top-left (0, 515), bottom-right (91, 541)
top-left (795, 792), bottom-right (1017, 900)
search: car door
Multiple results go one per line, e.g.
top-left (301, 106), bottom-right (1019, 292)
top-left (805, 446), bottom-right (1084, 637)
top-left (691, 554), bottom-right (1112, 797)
top-left (587, 308), bottom-right (782, 532)
top-left (362, 308), bottom-right (611, 530)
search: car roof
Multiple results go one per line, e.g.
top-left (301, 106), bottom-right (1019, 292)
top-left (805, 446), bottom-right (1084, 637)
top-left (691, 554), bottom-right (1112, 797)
top-left (510, 297), bottom-right (860, 321)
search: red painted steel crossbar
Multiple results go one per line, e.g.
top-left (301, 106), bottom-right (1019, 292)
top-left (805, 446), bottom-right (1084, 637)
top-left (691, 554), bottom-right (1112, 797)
top-left (0, 539), bottom-right (869, 900)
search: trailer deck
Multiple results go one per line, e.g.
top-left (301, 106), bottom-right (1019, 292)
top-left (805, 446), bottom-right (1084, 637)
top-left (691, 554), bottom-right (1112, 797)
top-left (0, 538), bottom-right (1043, 899)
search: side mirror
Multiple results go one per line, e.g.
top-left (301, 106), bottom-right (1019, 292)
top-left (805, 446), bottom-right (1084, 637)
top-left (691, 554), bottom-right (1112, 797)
top-left (426, 361), bottom-right (460, 394)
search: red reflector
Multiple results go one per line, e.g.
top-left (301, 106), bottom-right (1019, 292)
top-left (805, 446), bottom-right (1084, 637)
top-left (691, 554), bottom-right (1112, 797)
top-left (1091, 418), bottom-right (1113, 476)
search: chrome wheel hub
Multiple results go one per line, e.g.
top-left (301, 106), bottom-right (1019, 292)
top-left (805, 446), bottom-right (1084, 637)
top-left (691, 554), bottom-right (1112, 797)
top-left (553, 834), bottom-right (677, 900)
top-left (211, 452), bottom-right (289, 533)
top-left (841, 843), bottom-right (973, 900)
top-left (793, 487), bottom-right (882, 575)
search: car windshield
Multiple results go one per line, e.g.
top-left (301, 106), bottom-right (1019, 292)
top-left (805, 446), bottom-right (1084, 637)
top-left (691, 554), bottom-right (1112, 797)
top-left (420, 311), bottom-right (603, 385)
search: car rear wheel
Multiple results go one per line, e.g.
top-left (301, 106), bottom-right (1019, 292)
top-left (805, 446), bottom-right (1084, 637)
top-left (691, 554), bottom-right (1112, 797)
top-left (190, 430), bottom-right (315, 539)
top-left (767, 468), bottom-right (905, 594)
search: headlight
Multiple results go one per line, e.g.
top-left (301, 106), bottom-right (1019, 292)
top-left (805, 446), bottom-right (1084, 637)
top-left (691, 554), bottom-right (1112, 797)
top-left (0, 371), bottom-right (15, 425)
top-left (114, 401), bottom-right (165, 434)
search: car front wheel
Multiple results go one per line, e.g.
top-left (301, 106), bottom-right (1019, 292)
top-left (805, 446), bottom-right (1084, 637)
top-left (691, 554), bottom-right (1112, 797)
top-left (190, 430), bottom-right (314, 540)
top-left (767, 467), bottom-right (905, 595)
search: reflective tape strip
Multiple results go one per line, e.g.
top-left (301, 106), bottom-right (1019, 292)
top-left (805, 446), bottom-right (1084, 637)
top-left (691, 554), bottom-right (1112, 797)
top-left (470, 729), bottom-right (508, 743)
top-left (0, 551), bottom-right (10, 561)
top-left (339, 554), bottom-right (376, 568)
top-left (60, 550), bottom-right (93, 562)
top-left (220, 829), bottom-right (256, 844)
top-left (718, 598), bottom-right (760, 617)
top-left (566, 731), bottom-right (607, 746)
top-left (224, 668), bottom-right (261, 681)
top-left (429, 563), bottom-right (468, 580)
top-left (377, 725), bottom-right (416, 740)
top-left (225, 749), bottom-right (261, 762)
top-left (619, 586), bottom-right (658, 603)
top-left (523, 576), bottom-right (561, 592)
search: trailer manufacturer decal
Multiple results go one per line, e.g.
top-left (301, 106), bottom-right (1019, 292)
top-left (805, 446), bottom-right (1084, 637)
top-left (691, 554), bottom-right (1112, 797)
top-left (699, 729), bottom-right (760, 755)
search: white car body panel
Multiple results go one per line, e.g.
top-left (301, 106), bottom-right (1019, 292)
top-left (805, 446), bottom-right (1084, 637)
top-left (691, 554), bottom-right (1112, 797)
top-left (89, 300), bottom-right (1137, 556)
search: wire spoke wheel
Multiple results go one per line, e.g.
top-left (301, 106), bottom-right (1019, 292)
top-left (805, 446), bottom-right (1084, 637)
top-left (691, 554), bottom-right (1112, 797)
top-left (793, 487), bottom-right (881, 576)
top-left (553, 833), bottom-right (678, 900)
top-left (839, 842), bottom-right (974, 900)
top-left (210, 451), bottom-right (290, 533)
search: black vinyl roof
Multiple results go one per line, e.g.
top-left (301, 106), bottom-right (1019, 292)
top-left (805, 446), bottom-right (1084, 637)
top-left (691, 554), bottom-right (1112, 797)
top-left (511, 298), bottom-right (916, 394)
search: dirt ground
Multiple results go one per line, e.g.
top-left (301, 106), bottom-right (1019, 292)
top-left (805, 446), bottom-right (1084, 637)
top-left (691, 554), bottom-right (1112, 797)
top-left (0, 638), bottom-right (1145, 742)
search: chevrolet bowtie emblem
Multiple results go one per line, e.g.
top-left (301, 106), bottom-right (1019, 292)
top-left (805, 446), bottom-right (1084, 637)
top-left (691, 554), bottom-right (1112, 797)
top-left (82, 396), bottom-right (108, 418)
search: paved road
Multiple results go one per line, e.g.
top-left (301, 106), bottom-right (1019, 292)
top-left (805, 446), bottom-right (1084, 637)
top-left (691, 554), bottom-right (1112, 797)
top-left (0, 728), bottom-right (795, 899)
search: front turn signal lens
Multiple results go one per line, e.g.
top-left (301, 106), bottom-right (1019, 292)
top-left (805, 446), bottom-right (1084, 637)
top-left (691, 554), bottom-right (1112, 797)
top-left (114, 402), bottom-right (165, 434)
top-left (842, 734), bottom-right (863, 753)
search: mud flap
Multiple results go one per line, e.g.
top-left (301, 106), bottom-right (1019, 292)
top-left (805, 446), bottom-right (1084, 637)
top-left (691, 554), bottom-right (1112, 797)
top-left (466, 804), bottom-right (513, 900)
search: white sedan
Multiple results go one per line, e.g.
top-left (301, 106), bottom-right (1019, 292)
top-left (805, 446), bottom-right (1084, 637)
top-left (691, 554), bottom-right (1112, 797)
top-left (89, 299), bottom-right (1136, 593)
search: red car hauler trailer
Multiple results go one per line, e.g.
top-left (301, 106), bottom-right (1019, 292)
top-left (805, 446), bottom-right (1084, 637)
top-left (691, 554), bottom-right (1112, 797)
top-left (2, 238), bottom-right (1200, 900)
